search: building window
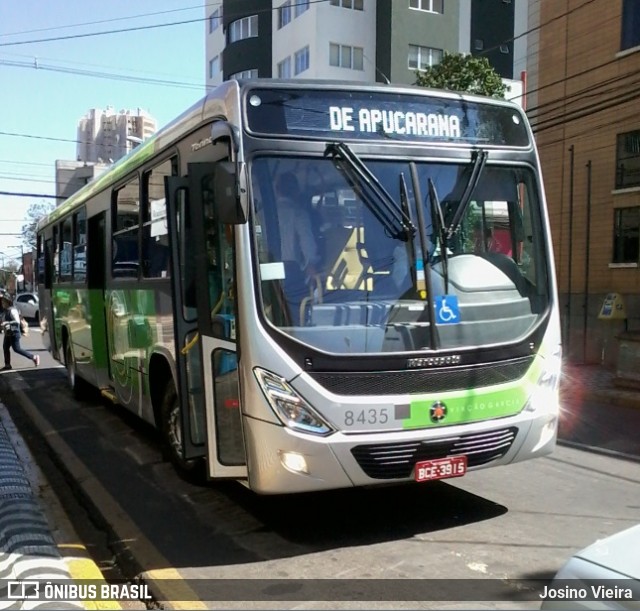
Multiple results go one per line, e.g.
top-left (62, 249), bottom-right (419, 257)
top-left (209, 56), bottom-right (220, 78)
top-left (613, 207), bottom-right (640, 263)
top-left (329, 43), bottom-right (364, 70)
top-left (615, 129), bottom-right (640, 189)
top-left (277, 57), bottom-right (292, 78)
top-left (408, 44), bottom-right (443, 70)
top-left (330, 0), bottom-right (364, 10)
top-left (409, 0), bottom-right (444, 14)
top-left (229, 69), bottom-right (259, 80)
top-left (209, 7), bottom-right (222, 33)
top-left (621, 0), bottom-right (640, 50)
top-left (295, 0), bottom-right (310, 17)
top-left (228, 15), bottom-right (258, 43)
top-left (278, 0), bottom-right (292, 28)
top-left (294, 46), bottom-right (310, 75)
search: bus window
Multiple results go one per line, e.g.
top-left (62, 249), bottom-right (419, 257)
top-left (112, 177), bottom-right (140, 279)
top-left (73, 208), bottom-right (87, 283)
top-left (44, 237), bottom-right (53, 289)
top-left (53, 225), bottom-right (60, 282)
top-left (142, 158), bottom-right (174, 279)
top-left (60, 216), bottom-right (73, 282)
top-left (37, 234), bottom-right (45, 286)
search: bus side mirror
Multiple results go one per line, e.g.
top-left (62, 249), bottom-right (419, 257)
top-left (214, 162), bottom-right (247, 225)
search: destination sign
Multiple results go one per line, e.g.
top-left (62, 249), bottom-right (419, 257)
top-left (329, 106), bottom-right (461, 139)
top-left (244, 87), bottom-right (530, 146)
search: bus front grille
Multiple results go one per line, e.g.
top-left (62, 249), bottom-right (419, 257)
top-left (310, 357), bottom-right (533, 396)
top-left (350, 427), bottom-right (518, 479)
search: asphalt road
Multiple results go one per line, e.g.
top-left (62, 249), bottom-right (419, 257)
top-left (1, 331), bottom-right (639, 610)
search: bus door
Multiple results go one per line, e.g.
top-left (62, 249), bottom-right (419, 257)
top-left (87, 212), bottom-right (110, 385)
top-left (165, 162), bottom-right (246, 478)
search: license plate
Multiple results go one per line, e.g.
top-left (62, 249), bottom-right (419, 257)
top-left (414, 456), bottom-right (467, 482)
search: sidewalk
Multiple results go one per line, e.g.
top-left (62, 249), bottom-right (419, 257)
top-left (0, 328), bottom-right (123, 610)
top-left (559, 361), bottom-right (640, 460)
top-left (0, 401), bottom-right (84, 609)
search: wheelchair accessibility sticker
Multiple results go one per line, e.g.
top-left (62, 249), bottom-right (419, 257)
top-left (435, 295), bottom-right (460, 325)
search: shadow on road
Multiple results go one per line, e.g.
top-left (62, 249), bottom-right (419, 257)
top-left (2, 366), bottom-right (509, 572)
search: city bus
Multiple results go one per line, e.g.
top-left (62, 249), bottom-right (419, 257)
top-left (36, 79), bottom-right (562, 494)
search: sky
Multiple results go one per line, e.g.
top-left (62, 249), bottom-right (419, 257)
top-left (0, 1), bottom-right (209, 265)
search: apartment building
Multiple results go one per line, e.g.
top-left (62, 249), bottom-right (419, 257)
top-left (528, 0), bottom-right (640, 366)
top-left (76, 107), bottom-right (157, 164)
top-left (205, 0), bottom-right (528, 90)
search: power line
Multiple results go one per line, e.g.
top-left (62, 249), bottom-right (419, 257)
top-left (0, 57), bottom-right (204, 90)
top-left (0, 16), bottom-right (205, 48)
top-left (0, 175), bottom-right (56, 184)
top-left (1, 49), bottom-right (204, 85)
top-left (0, 3), bottom-right (219, 38)
top-left (0, 130), bottom-right (98, 146)
top-left (477, 0), bottom-right (600, 61)
top-left (0, 191), bottom-right (64, 200)
top-left (0, 159), bottom-right (52, 167)
top-left (527, 69), bottom-right (640, 127)
top-left (0, 0), bottom-right (328, 48)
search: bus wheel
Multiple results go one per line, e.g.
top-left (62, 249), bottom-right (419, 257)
top-left (160, 381), bottom-right (199, 475)
top-left (66, 342), bottom-right (91, 400)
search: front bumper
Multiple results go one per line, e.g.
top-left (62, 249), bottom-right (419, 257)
top-left (242, 407), bottom-right (558, 494)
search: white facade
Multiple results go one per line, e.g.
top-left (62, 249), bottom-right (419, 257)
top-left (76, 107), bottom-right (157, 163)
top-left (272, 1), bottom-right (376, 82)
top-left (206, 4), bottom-right (225, 88)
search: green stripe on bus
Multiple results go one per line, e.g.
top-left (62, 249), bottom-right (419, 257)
top-left (402, 357), bottom-right (543, 428)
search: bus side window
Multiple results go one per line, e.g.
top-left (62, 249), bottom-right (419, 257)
top-left (112, 176), bottom-right (141, 279)
top-left (142, 158), bottom-right (175, 279)
top-left (44, 237), bottom-right (53, 289)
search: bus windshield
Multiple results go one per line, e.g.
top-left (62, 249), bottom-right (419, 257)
top-left (250, 155), bottom-right (549, 355)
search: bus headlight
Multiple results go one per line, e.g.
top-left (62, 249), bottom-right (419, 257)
top-left (254, 368), bottom-right (334, 436)
top-left (524, 348), bottom-right (562, 414)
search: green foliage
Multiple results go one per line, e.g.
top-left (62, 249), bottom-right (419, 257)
top-left (22, 200), bottom-right (55, 250)
top-left (414, 52), bottom-right (508, 99)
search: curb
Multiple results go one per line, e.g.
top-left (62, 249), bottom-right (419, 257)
top-left (0, 402), bottom-right (114, 610)
top-left (8, 378), bottom-right (205, 611)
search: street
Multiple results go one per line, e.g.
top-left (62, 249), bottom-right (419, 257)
top-left (1, 330), bottom-right (638, 610)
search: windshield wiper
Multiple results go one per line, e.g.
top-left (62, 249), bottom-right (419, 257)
top-left (428, 177), bottom-right (449, 294)
top-left (325, 142), bottom-right (416, 242)
top-left (446, 149), bottom-right (488, 240)
top-left (398, 172), bottom-right (416, 276)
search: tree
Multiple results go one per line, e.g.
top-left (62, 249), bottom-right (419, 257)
top-left (22, 200), bottom-right (56, 250)
top-left (414, 53), bottom-right (508, 99)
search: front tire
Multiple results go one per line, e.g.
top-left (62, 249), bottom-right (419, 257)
top-left (160, 381), bottom-right (199, 475)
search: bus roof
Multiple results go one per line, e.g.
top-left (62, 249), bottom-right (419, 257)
top-left (38, 78), bottom-right (525, 231)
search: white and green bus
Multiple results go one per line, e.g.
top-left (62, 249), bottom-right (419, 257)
top-left (37, 79), bottom-right (561, 494)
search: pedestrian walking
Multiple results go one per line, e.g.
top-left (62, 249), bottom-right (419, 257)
top-left (1, 294), bottom-right (39, 370)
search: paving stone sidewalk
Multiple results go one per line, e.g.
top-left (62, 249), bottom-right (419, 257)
top-left (560, 362), bottom-right (640, 460)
